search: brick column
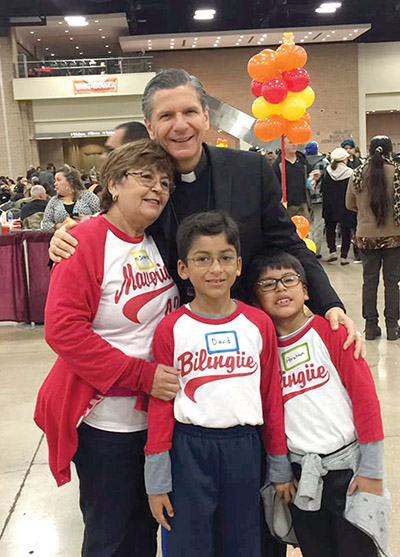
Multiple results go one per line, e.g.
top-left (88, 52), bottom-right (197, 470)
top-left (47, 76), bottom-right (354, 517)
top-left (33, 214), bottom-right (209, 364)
top-left (0, 33), bottom-right (39, 178)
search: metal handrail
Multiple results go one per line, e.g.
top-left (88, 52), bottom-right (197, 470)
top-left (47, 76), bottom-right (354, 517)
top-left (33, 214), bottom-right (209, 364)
top-left (15, 55), bottom-right (156, 78)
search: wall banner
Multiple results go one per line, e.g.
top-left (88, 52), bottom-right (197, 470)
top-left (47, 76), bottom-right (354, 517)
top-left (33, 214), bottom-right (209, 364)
top-left (73, 77), bottom-right (117, 94)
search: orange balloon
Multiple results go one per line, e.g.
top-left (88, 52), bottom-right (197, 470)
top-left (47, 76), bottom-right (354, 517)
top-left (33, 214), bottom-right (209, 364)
top-left (291, 215), bottom-right (310, 239)
top-left (302, 112), bottom-right (311, 124)
top-left (286, 119), bottom-right (312, 144)
top-left (254, 115), bottom-right (286, 142)
top-left (275, 44), bottom-right (307, 72)
top-left (247, 50), bottom-right (279, 82)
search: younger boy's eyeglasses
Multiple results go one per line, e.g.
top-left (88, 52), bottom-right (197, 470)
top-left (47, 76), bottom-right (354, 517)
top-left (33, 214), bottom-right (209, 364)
top-left (185, 255), bottom-right (238, 268)
top-left (124, 171), bottom-right (175, 194)
top-left (257, 273), bottom-right (302, 292)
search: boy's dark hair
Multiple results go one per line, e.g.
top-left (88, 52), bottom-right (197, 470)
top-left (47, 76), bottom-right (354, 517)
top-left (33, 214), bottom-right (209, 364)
top-left (177, 211), bottom-right (240, 261)
top-left (247, 251), bottom-right (307, 298)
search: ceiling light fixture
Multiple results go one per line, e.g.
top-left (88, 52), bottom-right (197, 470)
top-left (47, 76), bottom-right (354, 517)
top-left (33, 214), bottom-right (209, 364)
top-left (354, 29), bottom-right (358, 32)
top-left (300, 39), bottom-right (304, 42)
top-left (30, 31), bottom-right (34, 34)
top-left (64, 16), bottom-right (88, 27)
top-left (101, 36), bottom-right (106, 39)
top-left (79, 52), bottom-right (83, 55)
top-left (315, 2), bottom-right (342, 13)
top-left (99, 28), bottom-right (102, 31)
top-left (70, 37), bottom-right (73, 40)
top-left (105, 44), bottom-right (109, 47)
top-left (58, 22), bottom-right (62, 25)
top-left (108, 51), bottom-right (111, 54)
top-left (65, 30), bottom-right (69, 33)
top-left (148, 46), bottom-right (152, 50)
top-left (51, 53), bottom-right (55, 56)
top-left (45, 47), bottom-right (49, 50)
top-left (193, 9), bottom-right (216, 20)
top-left (75, 46), bottom-right (79, 49)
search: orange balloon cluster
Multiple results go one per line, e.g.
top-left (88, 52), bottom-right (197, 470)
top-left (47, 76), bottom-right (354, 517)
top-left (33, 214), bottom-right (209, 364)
top-left (248, 34), bottom-right (314, 144)
top-left (216, 137), bottom-right (228, 148)
top-left (291, 215), bottom-right (316, 252)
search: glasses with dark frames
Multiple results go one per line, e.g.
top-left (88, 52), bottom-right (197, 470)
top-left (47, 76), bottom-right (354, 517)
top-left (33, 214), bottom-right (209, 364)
top-left (125, 171), bottom-right (175, 194)
top-left (257, 273), bottom-right (302, 292)
top-left (185, 255), bottom-right (238, 268)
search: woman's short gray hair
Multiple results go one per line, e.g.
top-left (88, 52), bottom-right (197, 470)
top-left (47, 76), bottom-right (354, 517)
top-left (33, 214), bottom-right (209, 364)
top-left (142, 68), bottom-right (208, 121)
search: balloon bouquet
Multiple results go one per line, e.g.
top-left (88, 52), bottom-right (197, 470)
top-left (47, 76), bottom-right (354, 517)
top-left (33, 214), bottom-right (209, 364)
top-left (248, 32), bottom-right (316, 252)
top-left (216, 137), bottom-right (229, 148)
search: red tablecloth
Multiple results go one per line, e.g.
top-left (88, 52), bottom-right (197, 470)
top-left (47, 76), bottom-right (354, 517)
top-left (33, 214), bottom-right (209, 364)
top-left (0, 231), bottom-right (52, 323)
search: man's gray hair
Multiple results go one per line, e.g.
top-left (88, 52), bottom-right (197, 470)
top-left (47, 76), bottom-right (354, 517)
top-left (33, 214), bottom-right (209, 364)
top-left (142, 68), bottom-right (208, 121)
top-left (31, 185), bottom-right (46, 198)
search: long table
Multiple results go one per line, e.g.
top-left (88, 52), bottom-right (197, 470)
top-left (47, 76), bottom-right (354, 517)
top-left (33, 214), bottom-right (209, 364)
top-left (0, 230), bottom-right (52, 323)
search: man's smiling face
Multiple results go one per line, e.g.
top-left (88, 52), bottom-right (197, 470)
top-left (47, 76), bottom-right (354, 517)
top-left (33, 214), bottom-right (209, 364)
top-left (145, 85), bottom-right (210, 173)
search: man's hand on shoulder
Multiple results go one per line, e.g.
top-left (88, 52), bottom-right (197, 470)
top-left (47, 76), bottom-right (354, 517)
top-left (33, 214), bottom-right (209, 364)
top-left (49, 219), bottom-right (79, 263)
top-left (325, 307), bottom-right (366, 359)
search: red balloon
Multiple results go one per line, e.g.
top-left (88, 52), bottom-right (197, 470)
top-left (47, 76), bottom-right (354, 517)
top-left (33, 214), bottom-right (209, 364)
top-left (254, 115), bottom-right (286, 142)
top-left (247, 50), bottom-right (279, 82)
top-left (261, 78), bottom-right (288, 104)
top-left (286, 119), bottom-right (312, 145)
top-left (283, 68), bottom-right (310, 92)
top-left (275, 44), bottom-right (307, 72)
top-left (251, 79), bottom-right (264, 97)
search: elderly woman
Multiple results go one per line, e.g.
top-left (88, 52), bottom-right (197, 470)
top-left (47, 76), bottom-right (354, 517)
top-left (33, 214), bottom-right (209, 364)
top-left (346, 135), bottom-right (400, 341)
top-left (41, 164), bottom-right (100, 232)
top-left (34, 140), bottom-right (180, 557)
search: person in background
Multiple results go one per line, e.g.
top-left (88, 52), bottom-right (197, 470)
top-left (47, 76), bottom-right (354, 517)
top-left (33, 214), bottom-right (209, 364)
top-left (20, 185), bottom-right (48, 223)
top-left (39, 163), bottom-right (55, 189)
top-left (41, 164), bottom-right (100, 233)
top-left (11, 183), bottom-right (25, 203)
top-left (305, 141), bottom-right (329, 258)
top-left (346, 135), bottom-right (400, 341)
top-left (266, 148), bottom-right (277, 165)
top-left (354, 146), bottom-right (364, 162)
top-left (27, 165), bottom-right (39, 181)
top-left (273, 138), bottom-right (313, 218)
top-left (341, 139), bottom-right (361, 170)
top-left (321, 147), bottom-right (355, 265)
top-left (102, 121), bottom-right (150, 158)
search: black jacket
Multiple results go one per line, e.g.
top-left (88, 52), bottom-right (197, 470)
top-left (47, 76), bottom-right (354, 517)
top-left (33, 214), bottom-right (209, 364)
top-left (150, 144), bottom-right (343, 315)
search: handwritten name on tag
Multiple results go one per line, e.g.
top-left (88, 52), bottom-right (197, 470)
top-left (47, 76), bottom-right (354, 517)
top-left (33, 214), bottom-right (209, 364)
top-left (205, 331), bottom-right (239, 354)
top-left (281, 342), bottom-right (310, 371)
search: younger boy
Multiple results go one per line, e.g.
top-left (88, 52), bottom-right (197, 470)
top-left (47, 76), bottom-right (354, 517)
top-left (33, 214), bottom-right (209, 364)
top-left (251, 250), bottom-right (391, 557)
top-left (144, 211), bottom-right (294, 557)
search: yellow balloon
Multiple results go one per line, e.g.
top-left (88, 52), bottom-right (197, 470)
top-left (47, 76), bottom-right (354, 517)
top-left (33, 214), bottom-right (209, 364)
top-left (252, 96), bottom-right (280, 119)
top-left (304, 237), bottom-right (317, 253)
top-left (280, 97), bottom-right (306, 121)
top-left (298, 86), bottom-right (315, 108)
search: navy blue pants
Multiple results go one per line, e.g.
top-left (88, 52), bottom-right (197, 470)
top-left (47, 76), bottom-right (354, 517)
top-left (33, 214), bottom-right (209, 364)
top-left (163, 423), bottom-right (262, 557)
top-left (73, 423), bottom-right (158, 557)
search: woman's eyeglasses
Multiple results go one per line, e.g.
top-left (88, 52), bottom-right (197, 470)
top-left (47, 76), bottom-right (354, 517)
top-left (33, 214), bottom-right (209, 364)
top-left (125, 171), bottom-right (175, 194)
top-left (257, 273), bottom-right (302, 292)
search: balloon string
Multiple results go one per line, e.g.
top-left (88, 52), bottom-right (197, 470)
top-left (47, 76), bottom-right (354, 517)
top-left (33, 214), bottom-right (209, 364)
top-left (281, 134), bottom-right (287, 203)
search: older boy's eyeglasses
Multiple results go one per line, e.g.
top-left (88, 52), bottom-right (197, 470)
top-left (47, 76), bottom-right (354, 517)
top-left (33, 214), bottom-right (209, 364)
top-left (257, 274), bottom-right (302, 292)
top-left (186, 255), bottom-right (238, 268)
top-left (125, 171), bottom-right (175, 194)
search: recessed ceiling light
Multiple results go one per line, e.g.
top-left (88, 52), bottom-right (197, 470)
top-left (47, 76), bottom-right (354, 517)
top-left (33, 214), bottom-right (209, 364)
top-left (240, 35), bottom-right (244, 38)
top-left (70, 37), bottom-right (73, 40)
top-left (327, 34), bottom-right (331, 37)
top-left (45, 47), bottom-right (49, 50)
top-left (94, 20), bottom-right (99, 23)
top-left (37, 38), bottom-right (41, 41)
top-left (105, 45), bottom-right (109, 47)
top-left (349, 33), bottom-right (353, 36)
top-left (79, 52), bottom-right (83, 55)
top-left (194, 9), bottom-right (216, 20)
top-left (315, 2), bottom-right (342, 13)
top-left (170, 45), bottom-right (174, 49)
top-left (65, 30), bottom-right (69, 33)
top-left (217, 36), bottom-right (221, 39)
top-left (354, 29), bottom-right (358, 32)
top-left (322, 38), bottom-right (326, 41)
top-left (108, 51), bottom-right (111, 54)
top-left (64, 16), bottom-right (88, 27)
top-left (331, 30), bottom-right (335, 33)
top-left (343, 37), bottom-right (348, 40)
top-left (148, 46), bottom-right (152, 50)
top-left (30, 31), bottom-right (34, 34)
top-left (101, 36), bottom-right (106, 39)
top-left (51, 53), bottom-right (55, 56)
top-left (300, 39), bottom-right (305, 42)
top-left (58, 21), bottom-right (62, 25)
top-left (75, 46), bottom-right (79, 49)
top-left (213, 43), bottom-right (218, 47)
top-left (236, 43), bottom-right (240, 46)
top-left (192, 45), bottom-right (196, 48)
top-left (99, 28), bottom-right (102, 31)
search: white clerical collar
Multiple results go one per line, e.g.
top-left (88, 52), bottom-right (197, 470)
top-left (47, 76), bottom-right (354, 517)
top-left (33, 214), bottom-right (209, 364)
top-left (180, 170), bottom-right (197, 183)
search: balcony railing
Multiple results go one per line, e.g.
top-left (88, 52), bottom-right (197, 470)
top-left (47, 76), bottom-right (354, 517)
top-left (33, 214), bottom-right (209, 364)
top-left (15, 56), bottom-right (155, 78)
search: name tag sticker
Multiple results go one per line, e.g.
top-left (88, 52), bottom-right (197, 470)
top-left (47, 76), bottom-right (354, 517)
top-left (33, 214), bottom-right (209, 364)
top-left (130, 250), bottom-right (155, 270)
top-left (281, 342), bottom-right (310, 371)
top-left (205, 331), bottom-right (239, 354)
